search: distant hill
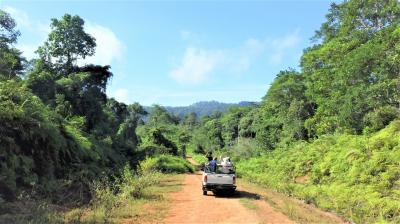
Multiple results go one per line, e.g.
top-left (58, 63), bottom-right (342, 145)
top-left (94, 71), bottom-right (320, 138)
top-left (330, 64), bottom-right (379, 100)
top-left (146, 101), bottom-right (258, 118)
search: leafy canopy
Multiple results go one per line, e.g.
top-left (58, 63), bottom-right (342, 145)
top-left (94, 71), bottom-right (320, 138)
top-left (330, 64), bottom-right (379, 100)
top-left (37, 14), bottom-right (96, 69)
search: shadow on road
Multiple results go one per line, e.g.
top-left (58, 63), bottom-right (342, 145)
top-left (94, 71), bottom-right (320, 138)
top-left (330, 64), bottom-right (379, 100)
top-left (212, 190), bottom-right (261, 200)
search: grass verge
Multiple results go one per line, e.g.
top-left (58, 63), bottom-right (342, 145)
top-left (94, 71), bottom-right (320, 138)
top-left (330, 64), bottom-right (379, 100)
top-left (238, 179), bottom-right (345, 224)
top-left (68, 174), bottom-right (184, 224)
top-left (237, 120), bottom-right (400, 223)
top-left (239, 198), bottom-right (259, 211)
top-left (0, 169), bottom-right (185, 224)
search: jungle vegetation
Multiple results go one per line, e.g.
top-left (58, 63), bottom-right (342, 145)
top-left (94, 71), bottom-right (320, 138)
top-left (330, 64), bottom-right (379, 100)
top-left (1, 0), bottom-right (400, 223)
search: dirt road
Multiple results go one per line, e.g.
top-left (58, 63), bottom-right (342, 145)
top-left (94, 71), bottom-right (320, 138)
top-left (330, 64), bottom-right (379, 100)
top-left (164, 158), bottom-right (346, 224)
top-left (164, 172), bottom-right (293, 224)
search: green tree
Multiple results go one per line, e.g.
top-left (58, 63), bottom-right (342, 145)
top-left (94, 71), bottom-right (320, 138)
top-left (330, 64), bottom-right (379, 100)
top-left (302, 0), bottom-right (400, 135)
top-left (0, 9), bottom-right (25, 80)
top-left (183, 112), bottom-right (198, 129)
top-left (116, 103), bottom-right (147, 148)
top-left (204, 118), bottom-right (224, 150)
top-left (238, 108), bottom-right (257, 138)
top-left (148, 105), bottom-right (179, 127)
top-left (314, 0), bottom-right (400, 42)
top-left (221, 106), bottom-right (252, 146)
top-left (37, 14), bottom-right (96, 70)
top-left (253, 70), bottom-right (313, 149)
top-left (0, 9), bottom-right (20, 46)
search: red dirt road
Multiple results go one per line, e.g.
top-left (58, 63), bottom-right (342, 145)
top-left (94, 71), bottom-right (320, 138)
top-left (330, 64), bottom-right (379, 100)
top-left (164, 173), bottom-right (293, 224)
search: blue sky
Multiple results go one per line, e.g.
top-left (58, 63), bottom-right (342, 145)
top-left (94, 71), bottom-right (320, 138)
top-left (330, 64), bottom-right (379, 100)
top-left (1, 0), bottom-right (333, 106)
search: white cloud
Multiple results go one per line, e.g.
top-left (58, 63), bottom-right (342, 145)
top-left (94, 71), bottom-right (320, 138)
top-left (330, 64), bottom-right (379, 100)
top-left (170, 47), bottom-right (225, 85)
top-left (228, 38), bottom-right (266, 73)
top-left (170, 30), bottom-right (301, 85)
top-left (2, 6), bottom-right (49, 59)
top-left (273, 30), bottom-right (300, 49)
top-left (111, 88), bottom-right (130, 103)
top-left (170, 37), bottom-right (268, 85)
top-left (2, 6), bottom-right (124, 64)
top-left (17, 44), bottom-right (38, 60)
top-left (268, 30), bottom-right (300, 64)
top-left (80, 22), bottom-right (124, 66)
top-left (3, 6), bottom-right (50, 34)
top-left (3, 6), bottom-right (31, 28)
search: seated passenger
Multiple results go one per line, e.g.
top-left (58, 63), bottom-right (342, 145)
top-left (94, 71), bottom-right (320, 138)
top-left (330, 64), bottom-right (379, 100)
top-left (221, 157), bottom-right (234, 174)
top-left (209, 157), bottom-right (217, 172)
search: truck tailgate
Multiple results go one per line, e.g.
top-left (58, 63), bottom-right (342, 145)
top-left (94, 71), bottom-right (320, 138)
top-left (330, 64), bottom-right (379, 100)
top-left (206, 174), bottom-right (235, 185)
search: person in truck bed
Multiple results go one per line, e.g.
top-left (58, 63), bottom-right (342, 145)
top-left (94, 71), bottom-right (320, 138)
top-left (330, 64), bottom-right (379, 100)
top-left (221, 157), bottom-right (234, 174)
top-left (209, 157), bottom-right (217, 172)
top-left (206, 152), bottom-right (213, 162)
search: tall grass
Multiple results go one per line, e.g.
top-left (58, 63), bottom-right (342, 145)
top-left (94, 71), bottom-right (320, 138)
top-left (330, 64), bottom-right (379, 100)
top-left (1, 155), bottom-right (192, 223)
top-left (75, 155), bottom-right (192, 223)
top-left (237, 120), bottom-right (400, 223)
top-left (86, 164), bottom-right (162, 222)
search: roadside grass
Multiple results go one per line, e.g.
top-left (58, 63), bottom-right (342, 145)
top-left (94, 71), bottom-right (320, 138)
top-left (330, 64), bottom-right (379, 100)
top-left (239, 180), bottom-right (345, 224)
top-left (67, 174), bottom-right (184, 224)
top-left (0, 166), bottom-right (185, 224)
top-left (239, 198), bottom-right (259, 210)
top-left (237, 120), bottom-right (400, 223)
top-left (0, 201), bottom-right (65, 224)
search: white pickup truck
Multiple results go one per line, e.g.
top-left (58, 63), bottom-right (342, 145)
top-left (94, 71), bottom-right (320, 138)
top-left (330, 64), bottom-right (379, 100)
top-left (201, 165), bottom-right (236, 196)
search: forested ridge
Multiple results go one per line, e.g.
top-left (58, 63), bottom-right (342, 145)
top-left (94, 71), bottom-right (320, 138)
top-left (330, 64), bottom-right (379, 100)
top-left (1, 0), bottom-right (400, 223)
top-left (157, 101), bottom-right (257, 118)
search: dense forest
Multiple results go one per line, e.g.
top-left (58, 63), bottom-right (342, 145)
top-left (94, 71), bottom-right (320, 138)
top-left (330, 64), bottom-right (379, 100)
top-left (159, 101), bottom-right (257, 118)
top-left (1, 0), bottom-right (400, 223)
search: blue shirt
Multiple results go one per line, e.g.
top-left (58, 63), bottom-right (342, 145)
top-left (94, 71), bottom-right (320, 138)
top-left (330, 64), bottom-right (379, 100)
top-left (209, 160), bottom-right (217, 172)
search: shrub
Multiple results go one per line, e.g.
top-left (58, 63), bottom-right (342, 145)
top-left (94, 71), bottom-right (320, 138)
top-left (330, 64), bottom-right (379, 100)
top-left (139, 154), bottom-right (194, 174)
top-left (225, 138), bottom-right (261, 162)
top-left (237, 120), bottom-right (400, 223)
top-left (191, 153), bottom-right (208, 165)
top-left (117, 165), bottom-right (161, 199)
top-left (363, 106), bottom-right (399, 133)
top-left (88, 164), bottom-right (162, 222)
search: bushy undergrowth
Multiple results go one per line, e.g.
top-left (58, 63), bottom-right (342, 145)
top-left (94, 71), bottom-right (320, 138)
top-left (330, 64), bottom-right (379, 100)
top-left (84, 164), bottom-right (162, 222)
top-left (140, 154), bottom-right (194, 174)
top-left (0, 81), bottom-right (129, 202)
top-left (237, 120), bottom-right (400, 223)
top-left (223, 138), bottom-right (262, 162)
top-left (190, 153), bottom-right (207, 165)
top-left (0, 164), bottom-right (164, 223)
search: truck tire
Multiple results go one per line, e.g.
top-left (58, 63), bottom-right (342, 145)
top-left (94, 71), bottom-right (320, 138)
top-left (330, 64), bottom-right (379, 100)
top-left (203, 190), bottom-right (207, 195)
